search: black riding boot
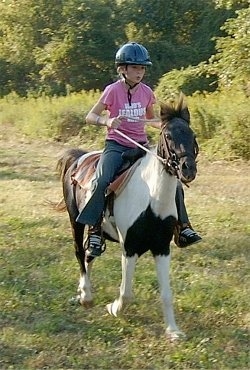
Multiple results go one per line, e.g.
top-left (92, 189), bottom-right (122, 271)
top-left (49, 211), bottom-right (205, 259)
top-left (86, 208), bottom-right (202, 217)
top-left (87, 220), bottom-right (105, 257)
top-left (174, 181), bottom-right (202, 248)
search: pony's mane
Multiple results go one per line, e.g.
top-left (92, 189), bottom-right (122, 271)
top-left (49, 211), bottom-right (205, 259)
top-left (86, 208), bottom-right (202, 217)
top-left (160, 93), bottom-right (190, 125)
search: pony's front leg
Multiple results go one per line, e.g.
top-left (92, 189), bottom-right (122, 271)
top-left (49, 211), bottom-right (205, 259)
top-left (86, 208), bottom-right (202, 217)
top-left (107, 253), bottom-right (137, 316)
top-left (155, 254), bottom-right (185, 341)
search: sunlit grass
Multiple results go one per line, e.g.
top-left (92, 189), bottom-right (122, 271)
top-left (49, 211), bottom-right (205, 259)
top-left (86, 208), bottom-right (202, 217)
top-left (0, 130), bottom-right (249, 369)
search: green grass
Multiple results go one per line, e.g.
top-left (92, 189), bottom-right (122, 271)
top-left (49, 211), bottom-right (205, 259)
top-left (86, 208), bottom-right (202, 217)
top-left (0, 128), bottom-right (249, 369)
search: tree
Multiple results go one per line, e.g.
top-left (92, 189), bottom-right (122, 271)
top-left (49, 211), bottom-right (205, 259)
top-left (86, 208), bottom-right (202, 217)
top-left (35, 0), bottom-right (124, 93)
top-left (0, 0), bottom-right (245, 96)
top-left (118, 0), bottom-right (233, 86)
top-left (0, 0), bottom-right (66, 95)
top-left (209, 7), bottom-right (250, 89)
top-left (0, 0), bottom-right (123, 95)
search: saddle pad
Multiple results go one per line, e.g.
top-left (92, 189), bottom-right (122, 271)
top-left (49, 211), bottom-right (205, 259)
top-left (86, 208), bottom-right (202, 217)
top-left (107, 159), bottom-right (142, 196)
top-left (72, 152), bottom-right (101, 189)
top-left (72, 151), bottom-right (142, 195)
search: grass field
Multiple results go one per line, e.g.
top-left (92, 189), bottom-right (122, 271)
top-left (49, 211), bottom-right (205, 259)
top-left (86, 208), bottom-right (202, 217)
top-left (0, 125), bottom-right (249, 369)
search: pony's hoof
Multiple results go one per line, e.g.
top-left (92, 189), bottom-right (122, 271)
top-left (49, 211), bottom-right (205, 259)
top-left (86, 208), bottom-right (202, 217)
top-left (68, 296), bottom-right (93, 308)
top-left (166, 330), bottom-right (186, 342)
top-left (68, 296), bottom-right (81, 306)
top-left (80, 299), bottom-right (94, 308)
top-left (106, 303), bottom-right (118, 317)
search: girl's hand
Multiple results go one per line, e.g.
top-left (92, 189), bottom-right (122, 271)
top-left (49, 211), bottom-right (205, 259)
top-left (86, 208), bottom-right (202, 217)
top-left (106, 115), bottom-right (125, 128)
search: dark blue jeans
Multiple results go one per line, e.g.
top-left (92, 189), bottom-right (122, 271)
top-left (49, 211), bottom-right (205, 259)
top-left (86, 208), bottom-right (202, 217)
top-left (176, 181), bottom-right (189, 225)
top-left (76, 140), bottom-right (133, 225)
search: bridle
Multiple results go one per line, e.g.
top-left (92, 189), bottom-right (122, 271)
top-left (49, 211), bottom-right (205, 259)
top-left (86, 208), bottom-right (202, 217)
top-left (157, 123), bottom-right (199, 181)
top-left (114, 122), bottom-right (199, 183)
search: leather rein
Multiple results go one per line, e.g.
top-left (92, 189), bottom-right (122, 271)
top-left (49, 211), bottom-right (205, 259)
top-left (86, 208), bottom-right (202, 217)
top-left (114, 126), bottom-right (199, 183)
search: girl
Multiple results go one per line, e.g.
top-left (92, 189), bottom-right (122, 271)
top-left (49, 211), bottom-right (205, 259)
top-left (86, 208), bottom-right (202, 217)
top-left (76, 42), bottom-right (201, 257)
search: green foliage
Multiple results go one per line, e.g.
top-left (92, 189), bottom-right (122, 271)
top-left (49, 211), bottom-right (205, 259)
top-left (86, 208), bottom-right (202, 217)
top-left (229, 114), bottom-right (250, 159)
top-left (0, 0), bottom-right (65, 96)
top-left (213, 0), bottom-right (249, 10)
top-left (155, 65), bottom-right (217, 99)
top-left (0, 90), bottom-right (101, 142)
top-left (0, 88), bottom-right (249, 160)
top-left (0, 0), bottom-right (123, 96)
top-left (209, 7), bottom-right (250, 89)
top-left (192, 107), bottom-right (220, 140)
top-left (201, 111), bottom-right (250, 160)
top-left (120, 0), bottom-right (233, 86)
top-left (0, 0), bottom-right (236, 95)
top-left (35, 0), bottom-right (122, 93)
top-left (189, 89), bottom-right (250, 160)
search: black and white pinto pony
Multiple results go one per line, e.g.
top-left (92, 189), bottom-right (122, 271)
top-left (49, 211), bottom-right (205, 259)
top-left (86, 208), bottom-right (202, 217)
top-left (56, 95), bottom-right (199, 341)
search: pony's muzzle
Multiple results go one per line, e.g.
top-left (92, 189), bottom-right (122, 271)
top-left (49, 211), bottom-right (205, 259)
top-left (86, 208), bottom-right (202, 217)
top-left (180, 160), bottom-right (197, 183)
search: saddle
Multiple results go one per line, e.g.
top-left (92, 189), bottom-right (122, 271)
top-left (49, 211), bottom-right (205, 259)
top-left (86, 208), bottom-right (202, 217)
top-left (71, 148), bottom-right (145, 211)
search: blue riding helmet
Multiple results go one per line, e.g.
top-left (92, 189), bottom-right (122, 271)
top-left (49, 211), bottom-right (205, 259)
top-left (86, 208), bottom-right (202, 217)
top-left (115, 42), bottom-right (152, 66)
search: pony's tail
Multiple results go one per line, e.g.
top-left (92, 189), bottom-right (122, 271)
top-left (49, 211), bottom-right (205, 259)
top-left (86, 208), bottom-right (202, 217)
top-left (56, 148), bottom-right (87, 182)
top-left (49, 148), bottom-right (88, 212)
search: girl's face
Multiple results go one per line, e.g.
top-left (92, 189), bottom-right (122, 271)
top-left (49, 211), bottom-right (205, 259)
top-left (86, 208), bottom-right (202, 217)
top-left (123, 65), bottom-right (146, 85)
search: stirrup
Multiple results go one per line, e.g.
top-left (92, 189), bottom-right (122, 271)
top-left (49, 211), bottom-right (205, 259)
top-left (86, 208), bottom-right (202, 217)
top-left (86, 227), bottom-right (106, 257)
top-left (178, 227), bottom-right (202, 248)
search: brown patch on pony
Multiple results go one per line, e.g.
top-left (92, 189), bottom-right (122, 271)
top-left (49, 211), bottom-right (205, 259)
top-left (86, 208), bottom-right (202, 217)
top-left (56, 148), bottom-right (87, 182)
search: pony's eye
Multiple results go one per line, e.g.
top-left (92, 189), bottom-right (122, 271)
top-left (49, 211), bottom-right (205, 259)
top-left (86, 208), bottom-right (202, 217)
top-left (165, 133), bottom-right (171, 140)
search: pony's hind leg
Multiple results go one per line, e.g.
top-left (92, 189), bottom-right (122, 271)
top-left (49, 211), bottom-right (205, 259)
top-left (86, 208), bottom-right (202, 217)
top-left (107, 253), bottom-right (137, 316)
top-left (72, 221), bottom-right (93, 308)
top-left (154, 254), bottom-right (185, 341)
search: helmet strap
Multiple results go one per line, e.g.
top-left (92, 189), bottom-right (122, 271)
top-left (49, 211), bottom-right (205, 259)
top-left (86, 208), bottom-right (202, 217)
top-left (122, 72), bottom-right (139, 106)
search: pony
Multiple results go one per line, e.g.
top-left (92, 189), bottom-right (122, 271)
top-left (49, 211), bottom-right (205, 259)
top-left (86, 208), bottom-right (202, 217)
top-left (56, 94), bottom-right (199, 340)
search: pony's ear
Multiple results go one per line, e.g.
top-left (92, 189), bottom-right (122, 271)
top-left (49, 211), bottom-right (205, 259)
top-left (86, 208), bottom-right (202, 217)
top-left (177, 92), bottom-right (190, 124)
top-left (181, 107), bottom-right (190, 124)
top-left (160, 101), bottom-right (174, 123)
top-left (159, 92), bottom-right (191, 125)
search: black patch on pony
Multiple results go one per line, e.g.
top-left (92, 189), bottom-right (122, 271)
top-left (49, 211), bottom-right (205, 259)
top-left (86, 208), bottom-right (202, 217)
top-left (124, 205), bottom-right (176, 257)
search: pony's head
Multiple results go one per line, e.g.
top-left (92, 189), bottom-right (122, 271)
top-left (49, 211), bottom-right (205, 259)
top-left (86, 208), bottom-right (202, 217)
top-left (158, 93), bottom-right (199, 184)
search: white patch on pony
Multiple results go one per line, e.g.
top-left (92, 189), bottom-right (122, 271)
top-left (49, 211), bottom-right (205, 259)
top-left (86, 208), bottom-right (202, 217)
top-left (78, 272), bottom-right (92, 303)
top-left (154, 255), bottom-right (185, 339)
top-left (107, 153), bottom-right (177, 242)
top-left (106, 254), bottom-right (137, 316)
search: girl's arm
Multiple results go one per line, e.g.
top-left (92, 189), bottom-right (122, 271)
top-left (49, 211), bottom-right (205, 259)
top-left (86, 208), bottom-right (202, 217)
top-left (85, 101), bottom-right (107, 126)
top-left (85, 100), bottom-right (124, 129)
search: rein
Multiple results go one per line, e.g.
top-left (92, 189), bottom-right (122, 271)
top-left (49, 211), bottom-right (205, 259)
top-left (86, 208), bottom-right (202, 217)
top-left (114, 126), bottom-right (198, 188)
top-left (114, 129), bottom-right (167, 164)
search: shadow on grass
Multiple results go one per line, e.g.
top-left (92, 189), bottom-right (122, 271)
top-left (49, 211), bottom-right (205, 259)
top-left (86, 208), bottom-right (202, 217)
top-left (0, 167), bottom-right (57, 182)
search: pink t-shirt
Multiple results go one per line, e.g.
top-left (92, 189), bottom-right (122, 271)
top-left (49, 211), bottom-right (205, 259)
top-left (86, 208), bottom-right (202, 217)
top-left (100, 80), bottom-right (156, 148)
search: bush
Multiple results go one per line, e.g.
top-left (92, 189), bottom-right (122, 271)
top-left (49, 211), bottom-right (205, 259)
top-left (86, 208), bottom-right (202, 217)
top-left (0, 90), bottom-right (101, 141)
top-left (192, 107), bottom-right (220, 140)
top-left (230, 114), bottom-right (249, 160)
top-left (155, 65), bottom-right (217, 101)
top-left (202, 112), bottom-right (250, 160)
top-left (0, 88), bottom-right (249, 160)
top-left (189, 89), bottom-right (250, 160)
